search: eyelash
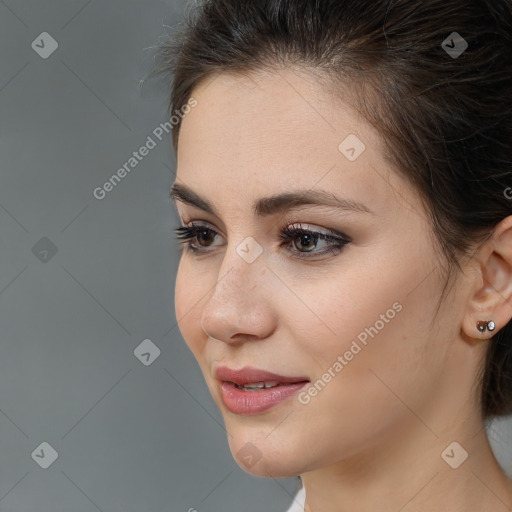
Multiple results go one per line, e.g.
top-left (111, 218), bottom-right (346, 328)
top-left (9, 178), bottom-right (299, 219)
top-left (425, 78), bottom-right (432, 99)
top-left (173, 222), bottom-right (351, 259)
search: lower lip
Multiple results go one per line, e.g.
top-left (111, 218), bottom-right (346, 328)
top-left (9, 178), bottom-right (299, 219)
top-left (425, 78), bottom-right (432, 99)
top-left (220, 381), bottom-right (309, 415)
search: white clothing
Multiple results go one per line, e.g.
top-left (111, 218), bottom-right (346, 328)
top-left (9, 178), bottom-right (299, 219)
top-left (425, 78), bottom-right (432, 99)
top-left (284, 485), bottom-right (306, 512)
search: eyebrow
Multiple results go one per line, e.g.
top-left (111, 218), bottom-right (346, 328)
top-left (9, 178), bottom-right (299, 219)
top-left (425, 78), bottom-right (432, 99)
top-left (170, 182), bottom-right (375, 217)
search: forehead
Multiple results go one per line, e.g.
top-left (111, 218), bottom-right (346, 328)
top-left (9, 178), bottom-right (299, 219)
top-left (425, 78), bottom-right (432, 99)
top-left (176, 68), bottom-right (411, 217)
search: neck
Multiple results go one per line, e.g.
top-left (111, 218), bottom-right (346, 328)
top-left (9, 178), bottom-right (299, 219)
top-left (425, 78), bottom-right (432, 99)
top-left (301, 414), bottom-right (512, 512)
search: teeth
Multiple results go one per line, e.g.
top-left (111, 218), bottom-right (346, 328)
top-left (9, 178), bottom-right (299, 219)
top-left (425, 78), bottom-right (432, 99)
top-left (234, 381), bottom-right (280, 390)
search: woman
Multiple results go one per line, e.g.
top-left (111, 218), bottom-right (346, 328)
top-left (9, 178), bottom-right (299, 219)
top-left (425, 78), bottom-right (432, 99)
top-left (154, 0), bottom-right (512, 510)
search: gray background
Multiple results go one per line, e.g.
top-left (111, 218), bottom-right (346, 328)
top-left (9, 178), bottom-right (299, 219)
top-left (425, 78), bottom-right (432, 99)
top-left (0, 1), bottom-right (510, 511)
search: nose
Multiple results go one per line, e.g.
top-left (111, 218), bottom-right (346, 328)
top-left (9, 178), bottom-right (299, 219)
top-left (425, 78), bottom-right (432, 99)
top-left (200, 246), bottom-right (277, 345)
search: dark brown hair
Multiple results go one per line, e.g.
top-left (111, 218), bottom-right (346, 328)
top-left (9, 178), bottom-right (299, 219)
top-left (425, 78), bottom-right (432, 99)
top-left (152, 0), bottom-right (512, 419)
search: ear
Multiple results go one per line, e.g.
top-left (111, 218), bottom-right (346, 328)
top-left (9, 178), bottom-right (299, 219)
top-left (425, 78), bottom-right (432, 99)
top-left (461, 215), bottom-right (512, 340)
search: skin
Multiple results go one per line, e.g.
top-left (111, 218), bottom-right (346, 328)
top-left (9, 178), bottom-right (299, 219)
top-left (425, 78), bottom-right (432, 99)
top-left (172, 67), bottom-right (512, 512)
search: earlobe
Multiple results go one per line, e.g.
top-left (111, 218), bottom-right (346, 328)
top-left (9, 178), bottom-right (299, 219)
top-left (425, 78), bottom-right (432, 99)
top-left (461, 215), bottom-right (512, 341)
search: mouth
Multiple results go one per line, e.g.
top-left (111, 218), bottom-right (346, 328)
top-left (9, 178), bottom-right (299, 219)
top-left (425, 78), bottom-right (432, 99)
top-left (215, 365), bottom-right (310, 415)
top-left (225, 380), bottom-right (309, 391)
top-left (215, 365), bottom-right (310, 388)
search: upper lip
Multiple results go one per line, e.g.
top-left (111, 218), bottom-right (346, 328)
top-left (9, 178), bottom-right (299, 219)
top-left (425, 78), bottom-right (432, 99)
top-left (215, 365), bottom-right (310, 385)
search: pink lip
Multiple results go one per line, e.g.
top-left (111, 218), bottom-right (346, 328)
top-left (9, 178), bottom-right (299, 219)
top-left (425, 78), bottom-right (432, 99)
top-left (214, 365), bottom-right (310, 415)
top-left (215, 365), bottom-right (309, 386)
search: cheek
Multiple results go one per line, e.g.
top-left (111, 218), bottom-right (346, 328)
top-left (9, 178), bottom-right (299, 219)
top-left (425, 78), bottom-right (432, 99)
top-left (174, 259), bottom-right (208, 355)
top-left (292, 257), bottom-right (444, 442)
top-left (304, 296), bottom-right (419, 404)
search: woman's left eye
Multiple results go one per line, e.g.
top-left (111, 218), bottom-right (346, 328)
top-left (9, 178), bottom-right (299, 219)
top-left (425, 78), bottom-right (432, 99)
top-left (173, 222), bottom-right (351, 259)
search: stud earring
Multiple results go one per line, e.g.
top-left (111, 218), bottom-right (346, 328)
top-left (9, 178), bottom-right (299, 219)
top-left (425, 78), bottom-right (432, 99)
top-left (476, 320), bottom-right (496, 333)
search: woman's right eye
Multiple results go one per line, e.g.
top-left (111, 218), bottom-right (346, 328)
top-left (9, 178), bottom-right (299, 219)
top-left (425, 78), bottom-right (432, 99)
top-left (174, 224), bottom-right (220, 251)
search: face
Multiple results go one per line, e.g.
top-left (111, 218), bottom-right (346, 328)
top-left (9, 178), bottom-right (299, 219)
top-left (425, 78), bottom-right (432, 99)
top-left (172, 68), bottom-right (470, 478)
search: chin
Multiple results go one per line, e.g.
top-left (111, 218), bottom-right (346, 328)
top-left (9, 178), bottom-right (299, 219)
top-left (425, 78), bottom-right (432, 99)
top-left (227, 434), bottom-right (305, 479)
